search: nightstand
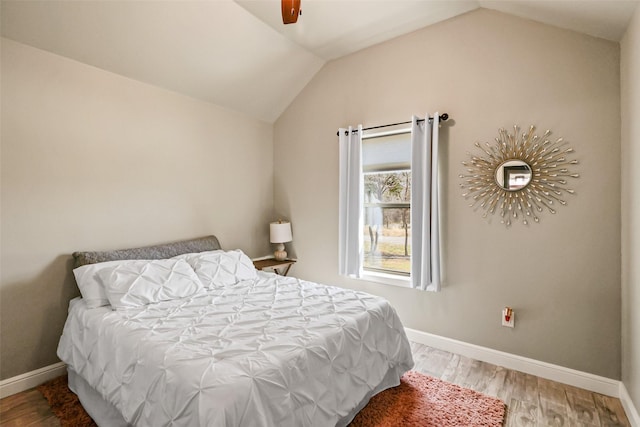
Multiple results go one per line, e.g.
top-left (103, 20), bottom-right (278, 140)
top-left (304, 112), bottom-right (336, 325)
top-left (253, 258), bottom-right (296, 276)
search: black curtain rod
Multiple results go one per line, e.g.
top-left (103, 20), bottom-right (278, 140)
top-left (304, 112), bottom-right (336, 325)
top-left (336, 113), bottom-right (449, 136)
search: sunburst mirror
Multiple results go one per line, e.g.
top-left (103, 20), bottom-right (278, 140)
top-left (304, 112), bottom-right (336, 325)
top-left (460, 125), bottom-right (579, 226)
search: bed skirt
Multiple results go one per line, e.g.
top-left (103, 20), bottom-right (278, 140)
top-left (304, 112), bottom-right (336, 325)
top-left (68, 368), bottom-right (129, 427)
top-left (67, 365), bottom-right (403, 427)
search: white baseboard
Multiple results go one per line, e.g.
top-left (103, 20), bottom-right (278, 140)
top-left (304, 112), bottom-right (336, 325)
top-left (620, 382), bottom-right (640, 427)
top-left (0, 362), bottom-right (66, 399)
top-left (405, 328), bottom-right (620, 396)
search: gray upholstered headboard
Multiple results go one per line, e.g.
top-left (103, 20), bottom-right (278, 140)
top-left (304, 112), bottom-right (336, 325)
top-left (72, 235), bottom-right (222, 268)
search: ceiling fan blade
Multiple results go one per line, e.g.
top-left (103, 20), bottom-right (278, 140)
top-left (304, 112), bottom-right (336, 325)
top-left (282, 0), bottom-right (301, 25)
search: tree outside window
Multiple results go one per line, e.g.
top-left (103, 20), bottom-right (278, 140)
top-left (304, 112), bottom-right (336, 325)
top-left (363, 171), bottom-right (411, 275)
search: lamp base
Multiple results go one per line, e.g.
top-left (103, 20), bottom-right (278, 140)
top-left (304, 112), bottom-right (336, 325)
top-left (274, 243), bottom-right (287, 261)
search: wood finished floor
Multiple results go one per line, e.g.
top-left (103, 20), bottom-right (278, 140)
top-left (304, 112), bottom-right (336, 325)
top-left (0, 342), bottom-right (631, 426)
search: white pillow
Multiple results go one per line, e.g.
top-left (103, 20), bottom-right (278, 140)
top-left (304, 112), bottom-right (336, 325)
top-left (98, 259), bottom-right (206, 309)
top-left (73, 260), bottom-right (135, 308)
top-left (182, 250), bottom-right (257, 288)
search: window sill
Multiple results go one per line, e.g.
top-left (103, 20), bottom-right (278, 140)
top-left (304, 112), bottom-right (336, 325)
top-left (359, 271), bottom-right (412, 288)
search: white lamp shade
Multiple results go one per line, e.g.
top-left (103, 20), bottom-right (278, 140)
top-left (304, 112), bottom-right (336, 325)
top-left (270, 221), bottom-right (292, 243)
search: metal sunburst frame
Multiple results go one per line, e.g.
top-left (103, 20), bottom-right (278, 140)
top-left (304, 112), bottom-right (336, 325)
top-left (459, 125), bottom-right (579, 226)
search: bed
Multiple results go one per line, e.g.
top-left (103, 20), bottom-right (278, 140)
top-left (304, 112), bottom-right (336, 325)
top-left (57, 236), bottom-right (414, 426)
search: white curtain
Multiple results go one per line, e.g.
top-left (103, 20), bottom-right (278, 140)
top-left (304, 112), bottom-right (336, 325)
top-left (411, 114), bottom-right (441, 291)
top-left (338, 125), bottom-right (363, 277)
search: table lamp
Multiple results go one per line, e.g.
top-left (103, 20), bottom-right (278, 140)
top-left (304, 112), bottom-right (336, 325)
top-left (270, 221), bottom-right (292, 261)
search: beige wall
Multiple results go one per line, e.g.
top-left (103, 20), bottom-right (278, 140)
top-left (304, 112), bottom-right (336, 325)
top-left (621, 3), bottom-right (640, 410)
top-left (0, 38), bottom-right (274, 379)
top-left (274, 9), bottom-right (622, 378)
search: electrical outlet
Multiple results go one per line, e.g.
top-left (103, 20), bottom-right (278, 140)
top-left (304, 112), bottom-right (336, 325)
top-left (502, 307), bottom-right (515, 328)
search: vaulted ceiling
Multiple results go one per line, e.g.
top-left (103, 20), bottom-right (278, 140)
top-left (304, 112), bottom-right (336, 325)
top-left (2, 0), bottom-right (638, 123)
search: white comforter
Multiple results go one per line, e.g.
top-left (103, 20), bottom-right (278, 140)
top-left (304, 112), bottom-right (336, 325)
top-left (57, 272), bottom-right (414, 426)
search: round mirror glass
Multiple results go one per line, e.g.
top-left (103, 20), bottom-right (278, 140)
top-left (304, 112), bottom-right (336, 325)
top-left (495, 160), bottom-right (532, 191)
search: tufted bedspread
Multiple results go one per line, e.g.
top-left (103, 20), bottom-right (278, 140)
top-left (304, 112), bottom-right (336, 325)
top-left (58, 272), bottom-right (414, 426)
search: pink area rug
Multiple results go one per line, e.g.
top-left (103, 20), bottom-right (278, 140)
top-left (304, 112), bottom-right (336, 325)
top-left (349, 371), bottom-right (506, 427)
top-left (38, 375), bottom-right (96, 427)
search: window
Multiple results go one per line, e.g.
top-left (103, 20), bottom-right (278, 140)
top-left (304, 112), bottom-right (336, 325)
top-left (362, 129), bottom-right (411, 277)
top-left (339, 115), bottom-right (442, 291)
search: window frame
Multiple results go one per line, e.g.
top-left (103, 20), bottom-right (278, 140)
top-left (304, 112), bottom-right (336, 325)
top-left (360, 127), bottom-right (412, 285)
